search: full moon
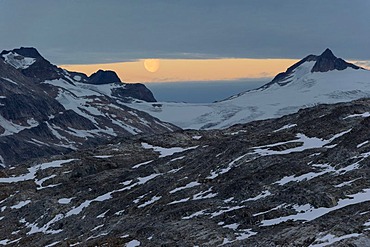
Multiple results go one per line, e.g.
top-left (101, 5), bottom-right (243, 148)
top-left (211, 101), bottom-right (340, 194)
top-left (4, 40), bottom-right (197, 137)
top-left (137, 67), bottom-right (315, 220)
top-left (144, 59), bottom-right (160, 73)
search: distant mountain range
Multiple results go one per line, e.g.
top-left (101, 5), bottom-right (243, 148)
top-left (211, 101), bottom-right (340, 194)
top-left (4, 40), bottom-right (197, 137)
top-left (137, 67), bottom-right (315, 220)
top-left (0, 47), bottom-right (177, 166)
top-left (127, 49), bottom-right (370, 129)
top-left (1, 47), bottom-right (370, 246)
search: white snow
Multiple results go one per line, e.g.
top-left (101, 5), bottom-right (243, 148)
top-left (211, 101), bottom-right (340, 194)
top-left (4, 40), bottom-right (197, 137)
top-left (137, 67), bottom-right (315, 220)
top-left (273, 123), bottom-right (297, 132)
top-left (242, 190), bottom-right (272, 202)
top-left (223, 223), bottom-right (240, 230)
top-left (182, 209), bottom-right (207, 219)
top-left (192, 187), bottom-right (218, 200)
top-left (58, 197), bottom-right (74, 204)
top-left (309, 233), bottom-right (361, 247)
top-left (344, 112), bottom-right (370, 119)
top-left (125, 240), bottom-right (141, 247)
top-left (207, 154), bottom-right (248, 179)
top-left (2, 52), bottom-right (36, 69)
top-left (125, 65), bottom-right (370, 130)
top-left (132, 160), bottom-right (153, 169)
top-left (254, 129), bottom-right (351, 156)
top-left (261, 188), bottom-right (370, 226)
top-left (137, 196), bottom-right (161, 208)
top-left (10, 200), bottom-right (31, 209)
top-left (0, 159), bottom-right (75, 184)
top-left (357, 140), bottom-right (369, 148)
top-left (1, 77), bottom-right (18, 85)
top-left (94, 155), bottom-right (113, 159)
top-left (141, 142), bottom-right (198, 158)
top-left (169, 181), bottom-right (201, 194)
top-left (44, 241), bottom-right (60, 247)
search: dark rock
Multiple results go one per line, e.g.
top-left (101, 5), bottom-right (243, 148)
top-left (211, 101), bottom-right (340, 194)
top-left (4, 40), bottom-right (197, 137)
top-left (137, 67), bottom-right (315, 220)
top-left (88, 69), bottom-right (121, 84)
top-left (112, 83), bottom-right (157, 102)
top-left (311, 48), bottom-right (360, 72)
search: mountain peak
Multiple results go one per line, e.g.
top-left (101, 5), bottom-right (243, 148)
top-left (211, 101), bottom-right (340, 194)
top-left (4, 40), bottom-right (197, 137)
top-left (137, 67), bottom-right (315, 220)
top-left (319, 48), bottom-right (336, 59)
top-left (88, 69), bottom-right (121, 85)
top-left (0, 47), bottom-right (43, 59)
top-left (311, 48), bottom-right (360, 72)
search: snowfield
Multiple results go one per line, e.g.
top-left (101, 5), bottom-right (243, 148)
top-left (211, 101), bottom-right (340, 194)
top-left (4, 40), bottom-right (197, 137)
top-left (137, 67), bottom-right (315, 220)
top-left (126, 64), bottom-right (370, 129)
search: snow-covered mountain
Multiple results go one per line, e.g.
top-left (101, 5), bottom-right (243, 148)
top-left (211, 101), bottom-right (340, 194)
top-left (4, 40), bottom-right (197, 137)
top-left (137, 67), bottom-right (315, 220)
top-left (0, 47), bottom-right (177, 166)
top-left (126, 49), bottom-right (370, 129)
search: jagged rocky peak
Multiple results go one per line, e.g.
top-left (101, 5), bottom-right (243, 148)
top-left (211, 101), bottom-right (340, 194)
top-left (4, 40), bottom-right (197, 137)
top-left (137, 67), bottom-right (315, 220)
top-left (263, 48), bottom-right (362, 88)
top-left (1, 47), bottom-right (62, 81)
top-left (88, 69), bottom-right (121, 84)
top-left (311, 48), bottom-right (360, 72)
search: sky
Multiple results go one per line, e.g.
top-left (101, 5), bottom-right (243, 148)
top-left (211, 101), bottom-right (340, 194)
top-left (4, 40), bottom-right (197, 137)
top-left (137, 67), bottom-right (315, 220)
top-left (0, 0), bottom-right (369, 101)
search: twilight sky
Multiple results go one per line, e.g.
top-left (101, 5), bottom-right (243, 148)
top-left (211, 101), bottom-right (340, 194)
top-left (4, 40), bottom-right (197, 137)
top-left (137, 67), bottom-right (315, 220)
top-left (0, 0), bottom-right (369, 64)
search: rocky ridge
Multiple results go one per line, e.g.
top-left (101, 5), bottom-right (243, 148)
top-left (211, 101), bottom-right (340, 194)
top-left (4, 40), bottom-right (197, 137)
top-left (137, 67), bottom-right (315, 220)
top-left (0, 47), bottom-right (176, 166)
top-left (1, 98), bottom-right (370, 246)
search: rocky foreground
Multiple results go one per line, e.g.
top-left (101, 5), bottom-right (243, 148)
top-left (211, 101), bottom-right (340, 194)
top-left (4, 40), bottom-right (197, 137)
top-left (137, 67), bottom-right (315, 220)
top-left (1, 98), bottom-right (370, 246)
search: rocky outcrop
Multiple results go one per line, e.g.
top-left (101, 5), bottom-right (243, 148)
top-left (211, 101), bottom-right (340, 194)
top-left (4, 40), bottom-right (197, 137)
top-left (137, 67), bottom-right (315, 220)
top-left (1, 98), bottom-right (370, 246)
top-left (311, 48), bottom-right (360, 72)
top-left (112, 83), bottom-right (156, 102)
top-left (88, 69), bottom-right (121, 84)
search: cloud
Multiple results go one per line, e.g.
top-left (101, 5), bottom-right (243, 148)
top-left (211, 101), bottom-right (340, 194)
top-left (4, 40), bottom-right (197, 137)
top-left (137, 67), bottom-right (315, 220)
top-left (1, 0), bottom-right (369, 64)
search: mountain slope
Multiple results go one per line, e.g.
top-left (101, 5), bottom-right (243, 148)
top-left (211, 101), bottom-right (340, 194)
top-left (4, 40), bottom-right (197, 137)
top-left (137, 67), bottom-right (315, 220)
top-left (126, 49), bottom-right (370, 129)
top-left (1, 98), bottom-right (370, 246)
top-left (0, 47), bottom-right (177, 166)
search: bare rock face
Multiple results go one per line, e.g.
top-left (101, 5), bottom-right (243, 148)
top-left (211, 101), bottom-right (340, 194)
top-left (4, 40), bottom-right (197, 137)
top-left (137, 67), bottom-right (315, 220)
top-left (88, 69), bottom-right (121, 84)
top-left (112, 83), bottom-right (157, 102)
top-left (1, 98), bottom-right (370, 246)
top-left (311, 48), bottom-right (360, 72)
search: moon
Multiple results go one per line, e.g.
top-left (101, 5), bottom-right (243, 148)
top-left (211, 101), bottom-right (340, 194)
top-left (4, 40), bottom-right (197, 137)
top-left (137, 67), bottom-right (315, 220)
top-left (144, 59), bottom-right (160, 73)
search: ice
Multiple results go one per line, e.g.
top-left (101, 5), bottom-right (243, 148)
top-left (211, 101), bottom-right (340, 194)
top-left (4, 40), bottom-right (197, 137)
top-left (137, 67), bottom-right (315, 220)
top-left (309, 233), bottom-right (361, 247)
top-left (125, 239), bottom-right (141, 247)
top-left (192, 135), bottom-right (202, 140)
top-left (170, 181), bottom-right (201, 194)
top-left (141, 142), bottom-right (198, 158)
